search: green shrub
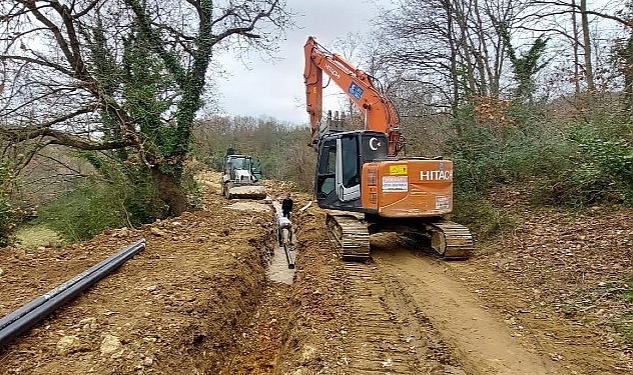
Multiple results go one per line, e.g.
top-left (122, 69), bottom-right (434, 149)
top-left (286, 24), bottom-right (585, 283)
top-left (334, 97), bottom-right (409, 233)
top-left (531, 165), bottom-right (624, 207)
top-left (613, 314), bottom-right (633, 345)
top-left (182, 159), bottom-right (206, 209)
top-left (530, 124), bottom-right (633, 207)
top-left (34, 156), bottom-right (169, 242)
top-left (0, 161), bottom-right (30, 246)
top-left (0, 195), bottom-right (15, 246)
top-left (445, 98), bottom-right (633, 210)
top-left (445, 102), bottom-right (569, 193)
top-left (451, 190), bottom-right (516, 242)
top-left (607, 278), bottom-right (633, 345)
top-left (35, 181), bottom-right (128, 241)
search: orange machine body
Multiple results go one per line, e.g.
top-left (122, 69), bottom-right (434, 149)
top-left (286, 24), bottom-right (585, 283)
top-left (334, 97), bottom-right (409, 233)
top-left (361, 159), bottom-right (453, 217)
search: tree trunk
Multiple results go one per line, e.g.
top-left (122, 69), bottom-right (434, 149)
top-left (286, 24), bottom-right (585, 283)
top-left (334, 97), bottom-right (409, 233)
top-left (572, 0), bottom-right (581, 95)
top-left (580, 0), bottom-right (595, 93)
top-left (150, 167), bottom-right (190, 217)
top-left (624, 34), bottom-right (633, 116)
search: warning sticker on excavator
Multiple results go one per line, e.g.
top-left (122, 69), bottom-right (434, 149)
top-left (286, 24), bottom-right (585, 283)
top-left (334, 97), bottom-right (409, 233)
top-left (389, 165), bottom-right (408, 175)
top-left (436, 196), bottom-right (450, 209)
top-left (382, 176), bottom-right (408, 192)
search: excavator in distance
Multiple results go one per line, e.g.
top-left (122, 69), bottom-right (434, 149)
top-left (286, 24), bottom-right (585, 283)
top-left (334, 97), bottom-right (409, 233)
top-left (303, 36), bottom-right (473, 260)
top-left (221, 148), bottom-right (267, 200)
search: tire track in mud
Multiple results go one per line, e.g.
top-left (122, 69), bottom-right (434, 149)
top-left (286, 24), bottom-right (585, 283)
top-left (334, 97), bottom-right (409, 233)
top-left (370, 241), bottom-right (566, 375)
top-left (337, 261), bottom-right (465, 374)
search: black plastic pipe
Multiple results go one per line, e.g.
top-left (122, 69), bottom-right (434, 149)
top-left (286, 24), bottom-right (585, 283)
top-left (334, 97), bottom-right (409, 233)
top-left (283, 243), bottom-right (295, 269)
top-left (0, 238), bottom-right (146, 348)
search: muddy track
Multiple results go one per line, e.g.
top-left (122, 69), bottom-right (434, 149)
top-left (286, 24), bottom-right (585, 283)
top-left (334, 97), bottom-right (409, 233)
top-left (372, 245), bottom-right (561, 374)
top-left (334, 261), bottom-right (461, 374)
top-left (293, 231), bottom-right (565, 375)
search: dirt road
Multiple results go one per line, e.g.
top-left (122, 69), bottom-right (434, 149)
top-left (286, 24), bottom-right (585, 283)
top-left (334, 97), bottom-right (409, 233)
top-left (278, 212), bottom-right (632, 375)
top-left (1, 173), bottom-right (632, 374)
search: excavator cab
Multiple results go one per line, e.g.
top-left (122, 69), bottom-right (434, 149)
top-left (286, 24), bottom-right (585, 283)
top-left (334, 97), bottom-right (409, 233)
top-left (315, 130), bottom-right (389, 212)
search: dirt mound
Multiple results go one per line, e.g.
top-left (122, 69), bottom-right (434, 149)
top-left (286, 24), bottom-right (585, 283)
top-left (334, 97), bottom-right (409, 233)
top-left (1, 175), bottom-right (633, 374)
top-left (0, 173), bottom-right (276, 374)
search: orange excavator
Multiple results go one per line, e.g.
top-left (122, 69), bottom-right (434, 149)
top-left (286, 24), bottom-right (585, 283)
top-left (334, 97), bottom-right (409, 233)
top-left (303, 36), bottom-right (473, 260)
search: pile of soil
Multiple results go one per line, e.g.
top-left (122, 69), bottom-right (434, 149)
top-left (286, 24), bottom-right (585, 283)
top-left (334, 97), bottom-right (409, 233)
top-left (1, 174), bottom-right (632, 374)
top-left (0, 172), bottom-right (277, 374)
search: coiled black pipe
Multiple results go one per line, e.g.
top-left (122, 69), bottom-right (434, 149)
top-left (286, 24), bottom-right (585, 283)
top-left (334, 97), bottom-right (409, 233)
top-left (0, 238), bottom-right (146, 348)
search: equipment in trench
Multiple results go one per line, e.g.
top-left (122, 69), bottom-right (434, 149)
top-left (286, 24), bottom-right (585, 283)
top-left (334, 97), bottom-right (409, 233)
top-left (0, 239), bottom-right (146, 347)
top-left (303, 36), bottom-right (473, 260)
top-left (221, 148), bottom-right (267, 200)
top-left (277, 215), bottom-right (295, 269)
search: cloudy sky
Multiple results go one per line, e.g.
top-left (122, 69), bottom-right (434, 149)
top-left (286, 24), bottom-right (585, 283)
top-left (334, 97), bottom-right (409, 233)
top-left (214, 0), bottom-right (385, 125)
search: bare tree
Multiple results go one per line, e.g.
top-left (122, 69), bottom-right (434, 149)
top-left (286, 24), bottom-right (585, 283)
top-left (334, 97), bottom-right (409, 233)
top-left (526, 0), bottom-right (629, 95)
top-left (612, 1), bottom-right (633, 115)
top-left (372, 0), bottom-right (631, 112)
top-left (0, 0), bottom-right (292, 215)
top-left (373, 0), bottom-right (528, 112)
top-left (579, 0), bottom-right (596, 91)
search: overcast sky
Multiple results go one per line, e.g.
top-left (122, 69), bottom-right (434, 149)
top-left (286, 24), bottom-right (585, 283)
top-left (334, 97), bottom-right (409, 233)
top-left (213, 0), bottom-right (385, 126)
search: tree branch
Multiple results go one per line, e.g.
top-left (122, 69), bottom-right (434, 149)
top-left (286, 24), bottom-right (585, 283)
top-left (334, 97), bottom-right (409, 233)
top-left (531, 1), bottom-right (632, 27)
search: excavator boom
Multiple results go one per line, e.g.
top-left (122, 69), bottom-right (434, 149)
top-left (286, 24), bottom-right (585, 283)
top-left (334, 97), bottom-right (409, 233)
top-left (304, 36), bottom-right (402, 155)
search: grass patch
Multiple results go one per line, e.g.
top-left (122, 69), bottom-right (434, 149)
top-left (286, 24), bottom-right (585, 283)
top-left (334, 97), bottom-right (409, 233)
top-left (452, 191), bottom-right (517, 242)
top-left (14, 224), bottom-right (65, 248)
top-left (613, 314), bottom-right (633, 344)
top-left (604, 278), bottom-right (633, 303)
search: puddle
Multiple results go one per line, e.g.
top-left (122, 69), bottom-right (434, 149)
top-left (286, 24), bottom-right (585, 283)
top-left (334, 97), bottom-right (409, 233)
top-left (266, 202), bottom-right (297, 285)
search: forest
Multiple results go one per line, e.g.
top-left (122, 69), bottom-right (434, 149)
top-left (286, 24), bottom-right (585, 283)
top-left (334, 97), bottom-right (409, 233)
top-left (0, 0), bottom-right (632, 244)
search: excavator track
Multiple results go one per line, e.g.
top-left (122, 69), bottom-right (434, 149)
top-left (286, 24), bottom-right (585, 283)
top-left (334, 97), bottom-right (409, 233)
top-left (425, 219), bottom-right (473, 260)
top-left (326, 212), bottom-right (370, 261)
top-left (326, 212), bottom-right (472, 261)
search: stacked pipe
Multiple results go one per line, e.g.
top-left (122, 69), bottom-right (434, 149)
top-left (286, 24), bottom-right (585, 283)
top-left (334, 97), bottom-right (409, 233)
top-left (0, 239), bottom-right (146, 348)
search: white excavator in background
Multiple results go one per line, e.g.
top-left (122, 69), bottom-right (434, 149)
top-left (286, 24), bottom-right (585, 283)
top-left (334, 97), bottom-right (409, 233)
top-left (221, 148), bottom-right (267, 200)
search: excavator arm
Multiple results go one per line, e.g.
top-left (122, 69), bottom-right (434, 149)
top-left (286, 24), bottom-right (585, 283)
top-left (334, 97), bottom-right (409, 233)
top-left (303, 36), bottom-right (402, 156)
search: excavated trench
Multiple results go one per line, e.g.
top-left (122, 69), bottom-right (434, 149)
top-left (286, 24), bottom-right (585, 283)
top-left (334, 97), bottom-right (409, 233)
top-left (4, 177), bottom-right (630, 375)
top-left (265, 201), bottom-right (297, 285)
top-left (215, 199), bottom-right (299, 374)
